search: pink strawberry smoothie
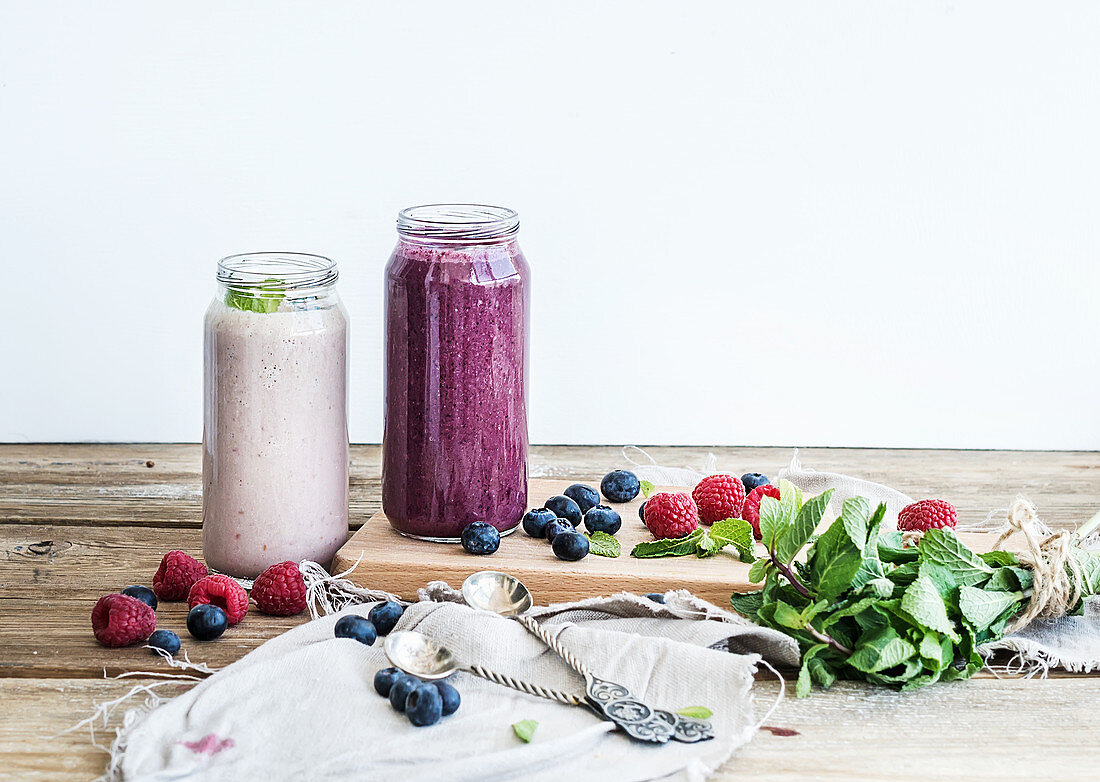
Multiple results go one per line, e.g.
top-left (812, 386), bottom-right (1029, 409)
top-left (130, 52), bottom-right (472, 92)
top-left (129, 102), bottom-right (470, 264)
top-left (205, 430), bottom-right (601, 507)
top-left (202, 298), bottom-right (349, 577)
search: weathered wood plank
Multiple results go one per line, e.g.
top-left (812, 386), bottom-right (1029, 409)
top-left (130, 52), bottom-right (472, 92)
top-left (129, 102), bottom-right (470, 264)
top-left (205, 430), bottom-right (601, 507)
top-left (2, 677), bottom-right (1098, 781)
top-left (1, 444), bottom-right (1096, 528)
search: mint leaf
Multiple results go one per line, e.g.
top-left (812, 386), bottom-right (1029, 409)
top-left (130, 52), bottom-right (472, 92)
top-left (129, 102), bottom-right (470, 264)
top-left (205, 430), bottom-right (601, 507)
top-left (675, 706), bottom-right (713, 719)
top-left (730, 590), bottom-right (764, 620)
top-left (901, 574), bottom-right (960, 640)
top-left (747, 557), bottom-right (772, 583)
top-left (758, 495), bottom-right (792, 551)
top-left (772, 600), bottom-right (806, 630)
top-left (796, 643), bottom-right (829, 698)
top-left (640, 480), bottom-right (656, 499)
top-left (959, 586), bottom-right (1022, 631)
top-left (917, 528), bottom-right (994, 587)
top-left (806, 517), bottom-right (862, 601)
top-left (630, 529), bottom-right (704, 558)
top-left (778, 489), bottom-right (833, 563)
top-left (695, 529), bottom-right (722, 557)
top-left (980, 550), bottom-right (1020, 567)
top-left (512, 719), bottom-right (538, 743)
top-left (776, 478), bottom-right (804, 513)
top-left (707, 517), bottom-right (757, 563)
top-left (839, 496), bottom-right (872, 554)
top-left (586, 531), bottom-right (621, 557)
top-left (847, 626), bottom-right (917, 674)
top-left (225, 278), bottom-right (284, 313)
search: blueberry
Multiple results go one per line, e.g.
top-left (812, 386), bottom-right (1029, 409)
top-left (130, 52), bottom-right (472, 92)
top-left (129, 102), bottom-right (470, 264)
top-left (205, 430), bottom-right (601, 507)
top-left (544, 519), bottom-right (573, 544)
top-left (122, 585), bottom-right (158, 610)
top-left (521, 508), bottom-right (558, 539)
top-left (563, 484), bottom-right (600, 514)
top-left (639, 500), bottom-right (648, 522)
top-left (434, 680), bottom-right (461, 716)
top-left (601, 470), bottom-right (640, 503)
top-left (741, 473), bottom-right (770, 494)
top-left (461, 522), bottom-right (501, 555)
top-left (644, 593), bottom-right (666, 604)
top-left (334, 615), bottom-right (377, 646)
top-left (389, 674), bottom-right (420, 713)
top-left (148, 629), bottom-right (180, 655)
top-left (545, 495), bottom-right (582, 526)
top-left (406, 682), bottom-right (444, 726)
top-left (187, 604), bottom-right (228, 641)
top-left (583, 505), bottom-right (622, 535)
top-left (374, 667), bottom-right (405, 697)
top-left (552, 530), bottom-right (590, 561)
top-left (368, 601), bottom-right (404, 636)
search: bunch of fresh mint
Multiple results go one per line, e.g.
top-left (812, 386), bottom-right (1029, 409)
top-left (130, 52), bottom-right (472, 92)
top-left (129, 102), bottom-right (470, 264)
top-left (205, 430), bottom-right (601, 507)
top-left (730, 480), bottom-right (1100, 697)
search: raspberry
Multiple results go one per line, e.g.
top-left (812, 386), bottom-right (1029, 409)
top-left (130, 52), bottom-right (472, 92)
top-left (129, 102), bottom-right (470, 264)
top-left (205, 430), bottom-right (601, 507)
top-left (898, 499), bottom-right (958, 533)
top-left (643, 492), bottom-right (700, 540)
top-left (152, 551), bottom-right (208, 601)
top-left (692, 474), bottom-right (746, 525)
top-left (742, 484), bottom-right (782, 540)
top-left (252, 561), bottom-right (308, 616)
top-left (188, 574), bottom-right (249, 625)
top-left (91, 593), bottom-right (156, 647)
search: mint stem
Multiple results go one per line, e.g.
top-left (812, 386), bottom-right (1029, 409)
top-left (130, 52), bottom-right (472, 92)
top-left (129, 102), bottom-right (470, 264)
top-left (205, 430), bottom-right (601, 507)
top-left (768, 546), bottom-right (811, 598)
top-left (767, 544), bottom-right (852, 656)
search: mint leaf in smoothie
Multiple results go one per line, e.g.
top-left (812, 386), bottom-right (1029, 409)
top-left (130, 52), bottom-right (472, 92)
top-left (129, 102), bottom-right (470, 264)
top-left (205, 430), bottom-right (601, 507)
top-left (225, 278), bottom-right (285, 313)
top-left (586, 531), bottom-right (621, 558)
top-left (512, 719), bottom-right (538, 743)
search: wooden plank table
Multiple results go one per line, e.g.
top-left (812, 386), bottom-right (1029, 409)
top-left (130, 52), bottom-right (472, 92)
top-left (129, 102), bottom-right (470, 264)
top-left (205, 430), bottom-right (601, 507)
top-left (1, 444), bottom-right (1097, 780)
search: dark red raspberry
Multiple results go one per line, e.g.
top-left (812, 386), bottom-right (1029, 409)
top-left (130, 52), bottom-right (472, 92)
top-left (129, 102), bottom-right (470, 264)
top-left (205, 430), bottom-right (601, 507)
top-left (188, 574), bottom-right (249, 625)
top-left (898, 499), bottom-right (958, 533)
top-left (742, 484), bottom-right (782, 540)
top-left (643, 492), bottom-right (700, 539)
top-left (692, 474), bottom-right (747, 525)
top-left (152, 550), bottom-right (208, 601)
top-left (252, 561), bottom-right (308, 616)
top-left (91, 593), bottom-right (156, 647)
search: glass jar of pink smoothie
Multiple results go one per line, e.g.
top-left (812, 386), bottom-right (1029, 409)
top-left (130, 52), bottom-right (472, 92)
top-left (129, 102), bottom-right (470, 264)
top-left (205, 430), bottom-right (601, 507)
top-left (383, 205), bottom-right (530, 541)
top-left (203, 252), bottom-right (349, 577)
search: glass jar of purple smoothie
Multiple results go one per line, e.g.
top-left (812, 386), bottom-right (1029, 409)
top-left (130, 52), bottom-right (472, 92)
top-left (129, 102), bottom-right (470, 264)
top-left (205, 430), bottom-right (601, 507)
top-left (383, 205), bottom-right (530, 541)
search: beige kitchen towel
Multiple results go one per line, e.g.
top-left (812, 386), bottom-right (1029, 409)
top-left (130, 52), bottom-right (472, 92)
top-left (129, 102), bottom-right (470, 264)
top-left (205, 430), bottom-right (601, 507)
top-left (107, 591), bottom-right (799, 781)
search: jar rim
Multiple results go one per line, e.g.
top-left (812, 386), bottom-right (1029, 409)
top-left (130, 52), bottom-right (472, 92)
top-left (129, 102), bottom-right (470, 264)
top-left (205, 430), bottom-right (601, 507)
top-left (397, 204), bottom-right (519, 242)
top-left (217, 251), bottom-right (338, 290)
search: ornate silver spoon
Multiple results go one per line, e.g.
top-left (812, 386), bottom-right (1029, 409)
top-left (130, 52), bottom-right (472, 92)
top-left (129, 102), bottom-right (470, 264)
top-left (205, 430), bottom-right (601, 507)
top-left (460, 570), bottom-right (714, 744)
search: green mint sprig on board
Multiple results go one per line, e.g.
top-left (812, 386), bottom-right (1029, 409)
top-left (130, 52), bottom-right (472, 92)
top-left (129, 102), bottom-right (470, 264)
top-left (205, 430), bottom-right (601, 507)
top-left (630, 518), bottom-right (756, 563)
top-left (729, 483), bottom-right (1100, 697)
top-left (225, 278), bottom-right (285, 313)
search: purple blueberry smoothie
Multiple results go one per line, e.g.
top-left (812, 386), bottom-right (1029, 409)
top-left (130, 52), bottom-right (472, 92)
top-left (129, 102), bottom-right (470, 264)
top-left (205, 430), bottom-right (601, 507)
top-left (382, 205), bottom-right (529, 540)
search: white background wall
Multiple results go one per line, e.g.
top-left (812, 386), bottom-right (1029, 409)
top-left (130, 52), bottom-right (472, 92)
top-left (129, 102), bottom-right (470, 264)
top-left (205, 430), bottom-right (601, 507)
top-left (1, 1), bottom-right (1098, 449)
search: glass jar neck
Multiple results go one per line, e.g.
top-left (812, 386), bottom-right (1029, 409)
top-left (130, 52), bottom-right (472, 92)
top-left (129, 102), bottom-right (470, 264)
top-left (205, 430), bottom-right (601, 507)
top-left (217, 252), bottom-right (338, 304)
top-left (397, 204), bottom-right (519, 245)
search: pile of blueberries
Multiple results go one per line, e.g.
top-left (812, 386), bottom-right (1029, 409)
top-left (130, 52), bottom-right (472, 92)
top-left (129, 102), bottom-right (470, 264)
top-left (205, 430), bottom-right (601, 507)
top-left (520, 469), bottom-right (641, 561)
top-left (456, 469), bottom-right (642, 561)
top-left (373, 667), bottom-right (461, 727)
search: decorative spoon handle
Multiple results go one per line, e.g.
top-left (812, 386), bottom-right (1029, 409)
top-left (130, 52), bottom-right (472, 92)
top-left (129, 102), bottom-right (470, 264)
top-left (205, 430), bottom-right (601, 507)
top-left (462, 663), bottom-right (583, 707)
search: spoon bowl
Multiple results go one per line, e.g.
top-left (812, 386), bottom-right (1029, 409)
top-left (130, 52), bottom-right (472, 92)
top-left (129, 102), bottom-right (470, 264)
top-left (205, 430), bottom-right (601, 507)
top-left (384, 631), bottom-right (459, 680)
top-left (461, 571), bottom-right (533, 616)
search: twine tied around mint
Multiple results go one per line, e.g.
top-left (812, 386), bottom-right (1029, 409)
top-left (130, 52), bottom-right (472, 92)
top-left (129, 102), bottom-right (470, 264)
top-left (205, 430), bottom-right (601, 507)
top-left (994, 496), bottom-right (1085, 633)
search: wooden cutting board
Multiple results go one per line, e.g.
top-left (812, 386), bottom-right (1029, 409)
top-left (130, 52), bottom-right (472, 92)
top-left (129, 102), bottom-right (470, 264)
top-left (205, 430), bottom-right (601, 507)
top-left (332, 478), bottom-right (1019, 607)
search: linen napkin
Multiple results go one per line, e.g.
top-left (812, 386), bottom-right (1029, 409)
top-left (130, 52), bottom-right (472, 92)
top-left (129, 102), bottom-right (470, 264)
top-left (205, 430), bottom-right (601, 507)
top-left (108, 590), bottom-right (798, 781)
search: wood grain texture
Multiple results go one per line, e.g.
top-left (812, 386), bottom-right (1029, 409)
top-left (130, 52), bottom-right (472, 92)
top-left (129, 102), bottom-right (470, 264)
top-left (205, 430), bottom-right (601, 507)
top-left (333, 478), bottom-right (1027, 606)
top-left (1, 444), bottom-right (1098, 780)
